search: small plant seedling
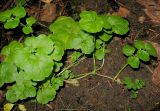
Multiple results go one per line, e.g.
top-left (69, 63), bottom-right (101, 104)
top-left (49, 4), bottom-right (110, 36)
top-left (0, 6), bottom-right (36, 34)
top-left (122, 40), bottom-right (157, 68)
top-left (113, 40), bottom-right (157, 80)
top-left (123, 77), bottom-right (145, 99)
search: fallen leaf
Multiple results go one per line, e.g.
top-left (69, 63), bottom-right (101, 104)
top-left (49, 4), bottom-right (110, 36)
top-left (113, 6), bottom-right (130, 17)
top-left (3, 103), bottom-right (14, 111)
top-left (150, 42), bottom-right (160, 60)
top-left (39, 3), bottom-right (57, 22)
top-left (18, 104), bottom-right (26, 111)
top-left (137, 0), bottom-right (160, 24)
top-left (138, 16), bottom-right (146, 24)
top-left (152, 64), bottom-right (160, 87)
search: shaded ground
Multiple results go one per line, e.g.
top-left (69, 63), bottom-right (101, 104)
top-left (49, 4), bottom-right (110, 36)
top-left (0, 0), bottom-right (160, 111)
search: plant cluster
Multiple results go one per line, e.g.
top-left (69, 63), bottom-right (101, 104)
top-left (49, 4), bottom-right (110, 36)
top-left (122, 40), bottom-right (157, 68)
top-left (0, 6), bottom-right (157, 106)
top-left (123, 77), bottom-right (145, 99)
top-left (0, 6), bottom-right (36, 34)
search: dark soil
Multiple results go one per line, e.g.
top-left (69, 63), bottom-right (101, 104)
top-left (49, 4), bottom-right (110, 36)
top-left (0, 0), bottom-right (160, 111)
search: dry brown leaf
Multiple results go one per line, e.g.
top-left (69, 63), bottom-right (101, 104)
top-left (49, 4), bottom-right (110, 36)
top-left (138, 16), bottom-right (146, 24)
top-left (113, 6), bottom-right (130, 17)
top-left (150, 42), bottom-right (160, 60)
top-left (152, 64), bottom-right (160, 87)
top-left (39, 3), bottom-right (57, 22)
top-left (137, 0), bottom-right (160, 24)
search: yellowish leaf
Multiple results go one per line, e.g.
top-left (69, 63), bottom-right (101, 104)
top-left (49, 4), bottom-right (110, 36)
top-left (3, 103), bottom-right (14, 111)
top-left (18, 104), bottom-right (26, 111)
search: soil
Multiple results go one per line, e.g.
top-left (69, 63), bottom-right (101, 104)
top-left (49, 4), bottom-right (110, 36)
top-left (0, 0), bottom-right (160, 111)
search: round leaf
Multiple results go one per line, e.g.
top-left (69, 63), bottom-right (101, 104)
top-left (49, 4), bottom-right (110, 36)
top-left (0, 9), bottom-right (12, 22)
top-left (79, 11), bottom-right (104, 33)
top-left (4, 18), bottom-right (20, 29)
top-left (22, 26), bottom-right (33, 34)
top-left (122, 44), bottom-right (135, 56)
top-left (107, 15), bottom-right (129, 35)
top-left (127, 56), bottom-right (140, 68)
top-left (12, 6), bottom-right (26, 18)
top-left (145, 42), bottom-right (157, 57)
top-left (26, 17), bottom-right (36, 26)
top-left (134, 40), bottom-right (145, 50)
top-left (99, 33), bottom-right (112, 42)
top-left (95, 47), bottom-right (105, 60)
top-left (137, 50), bottom-right (150, 62)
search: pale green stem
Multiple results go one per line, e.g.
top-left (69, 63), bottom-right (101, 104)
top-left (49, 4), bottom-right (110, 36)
top-left (57, 56), bottom-right (86, 76)
top-left (113, 63), bottom-right (128, 81)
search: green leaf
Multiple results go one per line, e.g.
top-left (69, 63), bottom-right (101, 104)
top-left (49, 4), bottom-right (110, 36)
top-left (123, 77), bottom-right (134, 89)
top-left (79, 32), bottom-right (94, 54)
top-left (130, 91), bottom-right (138, 99)
top-left (4, 18), bottom-right (20, 29)
top-left (0, 9), bottom-right (12, 22)
top-left (61, 70), bottom-right (72, 80)
top-left (145, 42), bottom-right (157, 57)
top-left (134, 40), bottom-right (145, 50)
top-left (14, 48), bottom-right (54, 81)
top-left (122, 44), bottom-right (135, 56)
top-left (12, 6), bottom-right (26, 18)
top-left (50, 45), bottom-right (64, 61)
top-left (26, 17), bottom-right (36, 26)
top-left (49, 16), bottom-right (79, 34)
top-left (95, 47), bottom-right (105, 60)
top-left (22, 26), bottom-right (33, 34)
top-left (24, 34), bottom-right (54, 55)
top-left (107, 15), bottom-right (129, 35)
top-left (137, 50), bottom-right (150, 62)
top-left (79, 11), bottom-right (104, 33)
top-left (134, 79), bottom-right (145, 90)
top-left (37, 82), bottom-right (56, 104)
top-left (70, 52), bottom-right (82, 63)
top-left (99, 33), bottom-right (112, 42)
top-left (95, 39), bottom-right (103, 49)
top-left (51, 77), bottom-right (64, 90)
top-left (1, 41), bottom-right (23, 63)
top-left (0, 62), bottom-right (18, 87)
top-left (127, 56), bottom-right (140, 68)
top-left (100, 15), bottom-right (111, 29)
top-left (6, 81), bottom-right (36, 103)
top-left (54, 62), bottom-right (63, 72)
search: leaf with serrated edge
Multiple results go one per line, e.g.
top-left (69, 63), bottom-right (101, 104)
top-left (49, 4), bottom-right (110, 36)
top-left (26, 17), bottom-right (36, 26)
top-left (122, 44), bottom-right (135, 56)
top-left (134, 40), bottom-right (145, 50)
top-left (12, 6), bottom-right (26, 18)
top-left (0, 62), bottom-right (18, 87)
top-left (6, 81), bottom-right (36, 103)
top-left (137, 50), bottom-right (150, 62)
top-left (145, 42), bottom-right (157, 57)
top-left (107, 15), bottom-right (129, 35)
top-left (79, 11), bottom-right (104, 33)
top-left (127, 56), bottom-right (140, 68)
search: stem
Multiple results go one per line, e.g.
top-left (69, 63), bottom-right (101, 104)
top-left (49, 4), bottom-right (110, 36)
top-left (113, 63), bottom-right (128, 81)
top-left (93, 54), bottom-right (96, 74)
top-left (57, 56), bottom-right (86, 76)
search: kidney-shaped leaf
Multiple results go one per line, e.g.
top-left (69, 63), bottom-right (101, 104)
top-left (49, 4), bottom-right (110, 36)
top-left (6, 81), bottom-right (36, 103)
top-left (137, 50), bottom-right (150, 62)
top-left (145, 42), bottom-right (157, 57)
top-left (122, 44), bottom-right (135, 56)
top-left (79, 11), bottom-right (104, 33)
top-left (107, 15), bottom-right (129, 35)
top-left (0, 62), bottom-right (18, 87)
top-left (127, 56), bottom-right (140, 68)
top-left (24, 34), bottom-right (54, 55)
